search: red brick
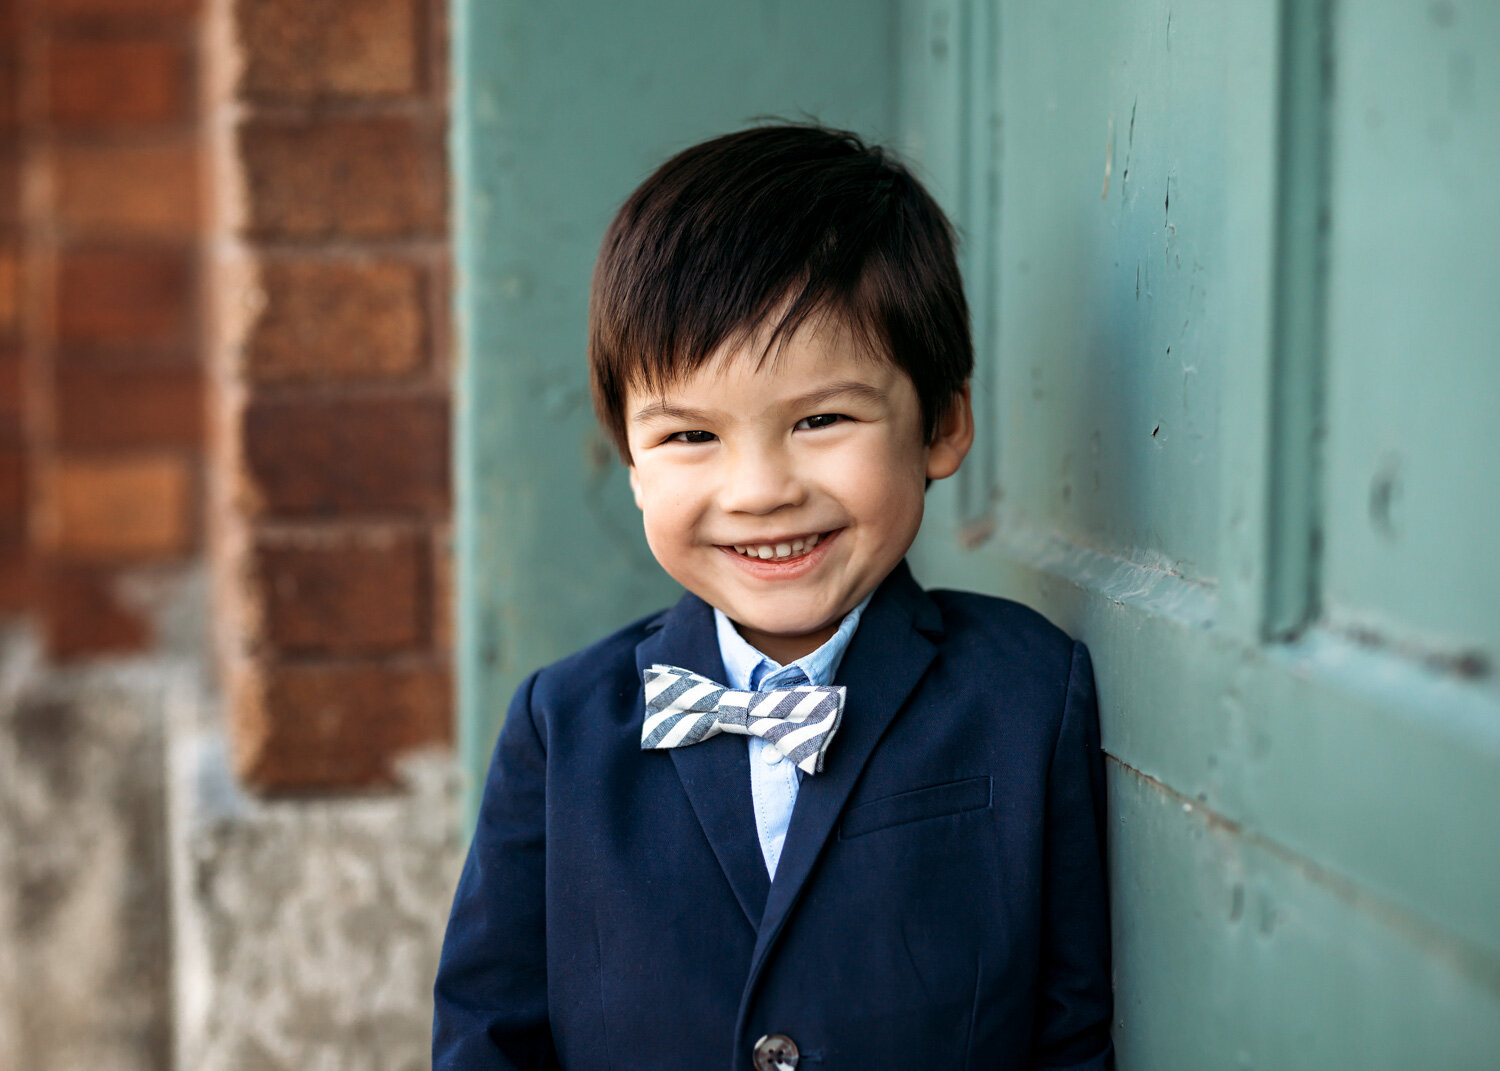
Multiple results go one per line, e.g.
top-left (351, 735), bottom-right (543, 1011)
top-left (0, 343), bottom-right (21, 424)
top-left (49, 0), bottom-right (199, 15)
top-left (52, 454), bottom-right (192, 559)
top-left (245, 258), bottom-right (426, 382)
top-left (238, 116), bottom-right (445, 239)
top-left (53, 142), bottom-right (200, 237)
top-left (44, 564), bottom-right (151, 659)
top-left (0, 57), bottom-right (17, 136)
top-left (0, 244), bottom-right (18, 335)
top-left (47, 0), bottom-right (200, 15)
top-left (235, 659), bottom-right (451, 789)
top-left (0, 444), bottom-right (24, 539)
top-left (432, 522), bottom-right (451, 653)
top-left (55, 363), bottom-right (202, 448)
top-left (56, 248), bottom-right (192, 345)
top-left (237, 0), bottom-right (420, 100)
top-left (46, 38), bottom-right (190, 127)
top-left (0, 538), bottom-right (30, 611)
top-left (0, 152), bottom-right (19, 232)
top-left (241, 394), bottom-right (448, 516)
top-left (253, 528), bottom-right (427, 655)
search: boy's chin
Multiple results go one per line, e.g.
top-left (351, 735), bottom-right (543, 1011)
top-left (725, 604), bottom-right (849, 658)
top-left (726, 596), bottom-right (845, 634)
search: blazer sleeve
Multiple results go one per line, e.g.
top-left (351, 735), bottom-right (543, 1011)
top-left (433, 670), bottom-right (559, 1071)
top-left (1032, 641), bottom-right (1115, 1070)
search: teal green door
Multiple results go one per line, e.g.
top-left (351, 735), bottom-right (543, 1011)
top-left (903, 1), bottom-right (1500, 1065)
top-left (453, 1), bottom-right (1500, 1064)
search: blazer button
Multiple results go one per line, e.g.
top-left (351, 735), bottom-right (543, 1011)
top-left (752, 1033), bottom-right (799, 1071)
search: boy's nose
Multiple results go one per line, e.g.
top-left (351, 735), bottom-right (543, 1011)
top-left (717, 446), bottom-right (806, 514)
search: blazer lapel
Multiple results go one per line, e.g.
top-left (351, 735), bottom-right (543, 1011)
top-left (635, 591), bottom-right (771, 927)
top-left (743, 561), bottom-right (943, 985)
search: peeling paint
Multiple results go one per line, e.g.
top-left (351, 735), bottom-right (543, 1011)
top-left (991, 525), bottom-right (1214, 629)
top-left (1368, 454), bottom-right (1402, 540)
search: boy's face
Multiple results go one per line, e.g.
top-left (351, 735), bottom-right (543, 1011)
top-left (625, 317), bottom-right (972, 664)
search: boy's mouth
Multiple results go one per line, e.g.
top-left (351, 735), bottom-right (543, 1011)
top-left (721, 529), bottom-right (838, 563)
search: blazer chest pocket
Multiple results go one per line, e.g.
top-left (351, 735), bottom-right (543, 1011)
top-left (839, 775), bottom-right (992, 839)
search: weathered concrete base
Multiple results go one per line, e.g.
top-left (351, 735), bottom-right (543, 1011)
top-left (0, 624), bottom-right (179, 1071)
top-left (168, 723), bottom-right (461, 1071)
top-left (0, 563), bottom-right (463, 1071)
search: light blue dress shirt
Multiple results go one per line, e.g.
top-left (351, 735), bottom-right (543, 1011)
top-left (712, 591), bottom-right (873, 879)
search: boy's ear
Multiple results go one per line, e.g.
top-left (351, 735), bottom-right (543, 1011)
top-left (627, 465), bottom-right (644, 510)
top-left (926, 383), bottom-right (975, 481)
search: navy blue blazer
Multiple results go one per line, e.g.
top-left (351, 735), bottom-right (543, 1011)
top-left (434, 561), bottom-right (1112, 1070)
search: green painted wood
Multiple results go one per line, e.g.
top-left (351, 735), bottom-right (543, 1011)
top-left (1319, 0), bottom-right (1500, 664)
top-left (897, 0), bottom-right (1002, 531)
top-left (1110, 762), bottom-right (1500, 1068)
top-left (453, 0), bottom-right (1500, 1059)
top-left (1263, 0), bottom-right (1329, 641)
top-left (451, 0), bottom-right (899, 825)
top-left (902, 0), bottom-right (1500, 1064)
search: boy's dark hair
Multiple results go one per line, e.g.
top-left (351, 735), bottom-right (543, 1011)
top-left (589, 123), bottom-right (973, 460)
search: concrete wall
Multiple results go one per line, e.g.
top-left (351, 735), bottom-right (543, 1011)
top-left (0, 623), bottom-right (174, 1070)
top-left (169, 737), bottom-right (459, 1070)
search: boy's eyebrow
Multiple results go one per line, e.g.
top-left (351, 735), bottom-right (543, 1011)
top-left (630, 399), bottom-right (718, 425)
top-left (787, 381), bottom-right (887, 411)
top-left (630, 380), bottom-right (886, 425)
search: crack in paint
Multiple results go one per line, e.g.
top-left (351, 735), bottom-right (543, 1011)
top-left (1101, 117), bottom-right (1114, 200)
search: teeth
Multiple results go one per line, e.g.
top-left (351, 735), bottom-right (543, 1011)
top-left (731, 533), bottom-right (825, 561)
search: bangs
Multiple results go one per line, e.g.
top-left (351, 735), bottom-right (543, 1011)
top-left (589, 123), bottom-right (971, 460)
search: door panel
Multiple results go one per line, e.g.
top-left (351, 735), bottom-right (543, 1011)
top-left (902, 1), bottom-right (1500, 1064)
top-left (1320, 0), bottom-right (1500, 659)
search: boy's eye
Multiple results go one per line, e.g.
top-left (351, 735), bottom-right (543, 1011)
top-left (666, 429), bottom-right (717, 444)
top-left (795, 413), bottom-right (844, 431)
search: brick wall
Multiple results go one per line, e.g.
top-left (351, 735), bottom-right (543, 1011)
top-left (0, 0), bottom-right (453, 790)
top-left (205, 0), bottom-right (452, 790)
top-left (0, 0), bottom-right (24, 612)
top-left (3, 0), bottom-right (204, 656)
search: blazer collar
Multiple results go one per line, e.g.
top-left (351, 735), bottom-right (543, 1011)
top-left (740, 559), bottom-right (941, 997)
top-left (635, 588), bottom-right (771, 927)
top-left (633, 561), bottom-right (943, 941)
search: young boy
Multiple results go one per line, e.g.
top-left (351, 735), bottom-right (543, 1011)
top-left (434, 124), bottom-right (1112, 1071)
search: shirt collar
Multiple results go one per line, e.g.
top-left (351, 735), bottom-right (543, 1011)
top-left (713, 590), bottom-right (874, 692)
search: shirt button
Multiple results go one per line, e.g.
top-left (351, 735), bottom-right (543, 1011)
top-left (760, 744), bottom-right (785, 765)
top-left (752, 1033), bottom-right (799, 1071)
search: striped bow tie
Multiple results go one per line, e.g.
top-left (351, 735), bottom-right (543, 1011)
top-left (641, 664), bottom-right (846, 775)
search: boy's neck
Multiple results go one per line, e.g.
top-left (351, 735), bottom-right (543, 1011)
top-left (731, 620), bottom-right (840, 667)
